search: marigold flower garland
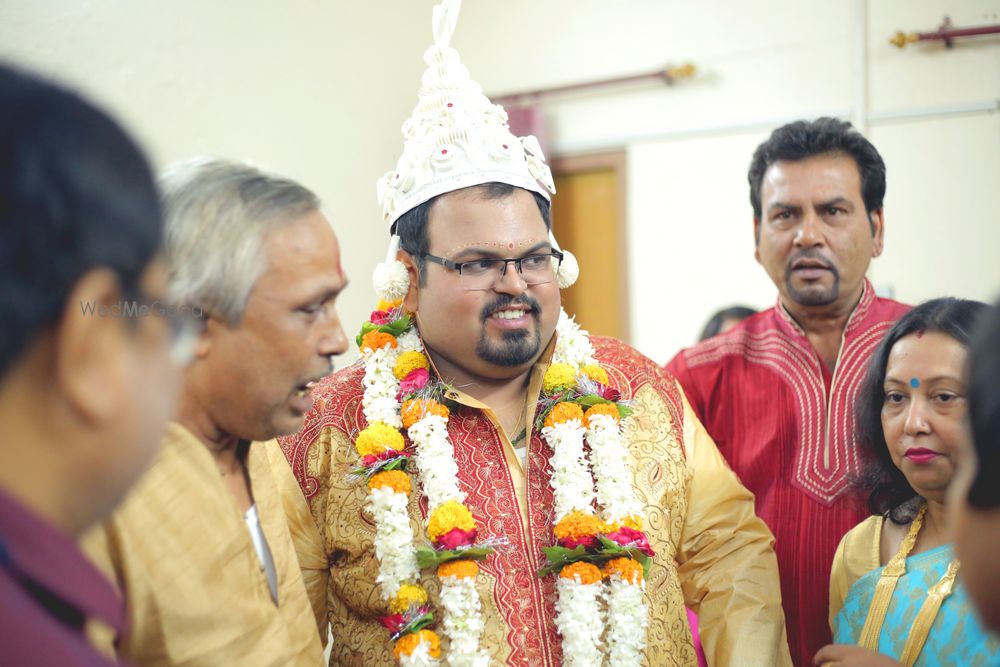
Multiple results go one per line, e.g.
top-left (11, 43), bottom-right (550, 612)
top-left (356, 304), bottom-right (652, 665)
top-left (355, 300), bottom-right (490, 667)
top-left (535, 310), bottom-right (654, 666)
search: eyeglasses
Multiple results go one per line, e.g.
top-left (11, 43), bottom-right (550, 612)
top-left (421, 250), bottom-right (564, 291)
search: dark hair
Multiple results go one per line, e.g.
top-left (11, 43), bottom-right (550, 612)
top-left (855, 297), bottom-right (988, 523)
top-left (748, 117), bottom-right (886, 222)
top-left (0, 63), bottom-right (162, 378)
top-left (967, 298), bottom-right (1000, 508)
top-left (698, 305), bottom-right (757, 341)
top-left (393, 182), bottom-right (551, 286)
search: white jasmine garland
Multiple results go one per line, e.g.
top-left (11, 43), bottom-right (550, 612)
top-left (362, 347), bottom-right (403, 427)
top-left (359, 328), bottom-right (489, 664)
top-left (367, 486), bottom-right (420, 598)
top-left (542, 307), bottom-right (651, 666)
top-left (438, 576), bottom-right (490, 667)
top-left (364, 395), bottom-right (404, 430)
top-left (541, 421), bottom-right (596, 522)
top-left (586, 414), bottom-right (643, 523)
top-left (397, 327), bottom-right (423, 353)
top-left (408, 415), bottom-right (465, 510)
top-left (605, 576), bottom-right (648, 666)
top-left (553, 310), bottom-right (596, 368)
top-left (553, 576), bottom-right (604, 666)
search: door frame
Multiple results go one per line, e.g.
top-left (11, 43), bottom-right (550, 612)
top-left (550, 150), bottom-right (631, 343)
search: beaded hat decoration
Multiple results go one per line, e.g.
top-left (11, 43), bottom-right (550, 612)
top-left (372, 0), bottom-right (577, 301)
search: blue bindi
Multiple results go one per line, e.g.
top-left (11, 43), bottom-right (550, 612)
top-left (910, 378), bottom-right (920, 388)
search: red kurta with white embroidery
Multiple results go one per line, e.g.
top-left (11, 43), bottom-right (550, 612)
top-left (667, 280), bottom-right (909, 666)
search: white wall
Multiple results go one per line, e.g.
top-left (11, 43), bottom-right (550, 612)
top-left (456, 0), bottom-right (1000, 363)
top-left (2, 0), bottom-right (998, 365)
top-left (0, 0), bottom-right (438, 367)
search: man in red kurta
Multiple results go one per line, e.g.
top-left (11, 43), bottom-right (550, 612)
top-left (667, 118), bottom-right (909, 666)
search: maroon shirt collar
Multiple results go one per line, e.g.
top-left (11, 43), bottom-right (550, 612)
top-left (0, 488), bottom-right (125, 635)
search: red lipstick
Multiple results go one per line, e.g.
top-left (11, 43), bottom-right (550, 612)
top-left (905, 448), bottom-right (941, 465)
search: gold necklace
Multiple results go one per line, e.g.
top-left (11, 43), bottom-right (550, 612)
top-left (858, 503), bottom-right (960, 666)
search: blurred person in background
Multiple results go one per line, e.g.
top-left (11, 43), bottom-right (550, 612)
top-left (698, 304), bottom-right (758, 341)
top-left (0, 62), bottom-right (182, 665)
top-left (951, 297), bottom-right (1000, 635)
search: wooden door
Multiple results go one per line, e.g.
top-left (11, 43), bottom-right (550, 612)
top-left (551, 152), bottom-right (629, 341)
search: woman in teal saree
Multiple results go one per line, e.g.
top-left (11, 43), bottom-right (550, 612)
top-left (817, 299), bottom-right (1000, 667)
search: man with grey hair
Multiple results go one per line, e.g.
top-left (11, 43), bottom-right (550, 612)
top-left (83, 158), bottom-right (349, 666)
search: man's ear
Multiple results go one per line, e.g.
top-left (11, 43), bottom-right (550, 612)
top-left (55, 268), bottom-right (128, 425)
top-left (193, 316), bottom-right (216, 360)
top-left (753, 217), bottom-right (762, 264)
top-left (398, 249), bottom-right (421, 313)
top-left (869, 208), bottom-right (885, 258)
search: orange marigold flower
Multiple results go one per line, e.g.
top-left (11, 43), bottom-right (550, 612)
top-left (604, 514), bottom-right (644, 533)
top-left (553, 510), bottom-right (603, 541)
top-left (368, 470), bottom-right (411, 495)
top-left (437, 559), bottom-right (479, 580)
top-left (376, 298), bottom-right (403, 311)
top-left (393, 629), bottom-right (441, 660)
top-left (393, 350), bottom-right (430, 380)
top-left (355, 422), bottom-right (405, 457)
top-left (427, 500), bottom-right (476, 541)
top-left (603, 557), bottom-right (644, 584)
top-left (388, 583), bottom-right (428, 614)
top-left (401, 398), bottom-right (450, 429)
top-left (581, 364), bottom-right (609, 386)
top-left (583, 403), bottom-right (621, 428)
top-left (360, 330), bottom-right (397, 353)
top-left (543, 402), bottom-right (584, 428)
top-left (559, 561), bottom-right (604, 585)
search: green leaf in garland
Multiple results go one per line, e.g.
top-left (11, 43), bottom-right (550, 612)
top-left (576, 393), bottom-right (613, 407)
top-left (415, 545), bottom-right (494, 569)
top-left (536, 544), bottom-right (588, 578)
top-left (355, 315), bottom-right (413, 347)
top-left (400, 611), bottom-right (435, 635)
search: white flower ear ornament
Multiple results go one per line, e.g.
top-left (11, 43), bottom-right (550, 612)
top-left (373, 234), bottom-right (410, 301)
top-left (549, 231), bottom-right (579, 289)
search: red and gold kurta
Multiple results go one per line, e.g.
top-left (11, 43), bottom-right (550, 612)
top-left (666, 280), bottom-right (908, 666)
top-left (280, 334), bottom-right (792, 666)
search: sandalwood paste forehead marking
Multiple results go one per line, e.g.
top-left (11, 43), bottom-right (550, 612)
top-left (444, 237), bottom-right (545, 256)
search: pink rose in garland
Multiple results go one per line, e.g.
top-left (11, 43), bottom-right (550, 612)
top-left (362, 449), bottom-right (407, 467)
top-left (397, 367), bottom-right (430, 400)
top-left (558, 534), bottom-right (599, 550)
top-left (606, 526), bottom-right (655, 557)
top-left (599, 385), bottom-right (621, 402)
top-left (369, 309), bottom-right (393, 325)
top-left (434, 527), bottom-right (477, 550)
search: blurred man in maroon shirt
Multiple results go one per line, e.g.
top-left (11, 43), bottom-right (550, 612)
top-left (0, 63), bottom-right (184, 665)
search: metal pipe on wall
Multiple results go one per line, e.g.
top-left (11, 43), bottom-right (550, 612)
top-left (891, 16), bottom-right (1000, 49)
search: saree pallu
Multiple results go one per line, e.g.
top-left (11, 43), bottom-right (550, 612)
top-left (833, 544), bottom-right (1000, 666)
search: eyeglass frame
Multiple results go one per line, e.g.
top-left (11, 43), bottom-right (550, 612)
top-left (419, 249), bottom-right (565, 291)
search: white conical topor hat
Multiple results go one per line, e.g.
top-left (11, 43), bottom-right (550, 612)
top-left (376, 0), bottom-right (556, 227)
